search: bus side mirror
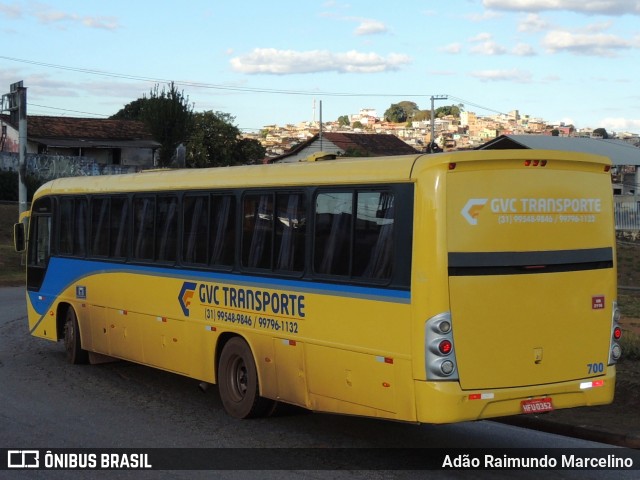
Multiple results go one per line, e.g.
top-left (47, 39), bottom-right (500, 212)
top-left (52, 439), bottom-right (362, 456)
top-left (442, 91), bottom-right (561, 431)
top-left (14, 222), bottom-right (25, 253)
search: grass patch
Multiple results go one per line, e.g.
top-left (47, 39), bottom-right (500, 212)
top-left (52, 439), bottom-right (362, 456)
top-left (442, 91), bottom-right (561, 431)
top-left (618, 292), bottom-right (640, 319)
top-left (620, 331), bottom-right (640, 362)
top-left (0, 245), bottom-right (24, 286)
top-left (0, 204), bottom-right (24, 287)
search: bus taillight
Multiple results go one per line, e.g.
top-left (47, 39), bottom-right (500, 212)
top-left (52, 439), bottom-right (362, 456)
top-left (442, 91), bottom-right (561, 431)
top-left (608, 302), bottom-right (622, 365)
top-left (425, 312), bottom-right (459, 380)
top-left (438, 340), bottom-right (452, 355)
top-left (613, 326), bottom-right (622, 341)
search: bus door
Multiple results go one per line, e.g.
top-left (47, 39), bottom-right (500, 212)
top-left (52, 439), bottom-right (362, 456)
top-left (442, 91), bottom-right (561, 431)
top-left (26, 197), bottom-right (53, 292)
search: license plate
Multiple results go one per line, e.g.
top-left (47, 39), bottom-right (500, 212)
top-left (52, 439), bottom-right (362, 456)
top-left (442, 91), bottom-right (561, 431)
top-left (521, 397), bottom-right (554, 414)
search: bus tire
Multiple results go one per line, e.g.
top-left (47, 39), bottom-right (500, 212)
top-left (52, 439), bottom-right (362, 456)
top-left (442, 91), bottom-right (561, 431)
top-left (217, 337), bottom-right (274, 419)
top-left (64, 307), bottom-right (88, 365)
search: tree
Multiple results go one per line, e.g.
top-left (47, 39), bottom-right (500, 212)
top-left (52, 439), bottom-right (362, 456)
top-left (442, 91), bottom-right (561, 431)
top-left (235, 138), bottom-right (267, 164)
top-left (384, 104), bottom-right (408, 123)
top-left (413, 110), bottom-right (431, 122)
top-left (110, 98), bottom-right (147, 120)
top-left (384, 101), bottom-right (420, 123)
top-left (337, 115), bottom-right (350, 127)
top-left (186, 111), bottom-right (265, 168)
top-left (551, 129), bottom-right (560, 136)
top-left (111, 82), bottom-right (194, 167)
top-left (593, 127), bottom-right (609, 139)
top-left (435, 105), bottom-right (461, 118)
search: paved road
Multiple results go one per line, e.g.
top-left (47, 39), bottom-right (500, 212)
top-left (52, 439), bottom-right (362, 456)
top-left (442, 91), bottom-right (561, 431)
top-left (0, 286), bottom-right (636, 479)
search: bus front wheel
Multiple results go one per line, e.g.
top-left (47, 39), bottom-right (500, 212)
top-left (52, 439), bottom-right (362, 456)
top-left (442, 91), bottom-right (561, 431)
top-left (64, 307), bottom-right (88, 365)
top-left (217, 337), bottom-right (274, 419)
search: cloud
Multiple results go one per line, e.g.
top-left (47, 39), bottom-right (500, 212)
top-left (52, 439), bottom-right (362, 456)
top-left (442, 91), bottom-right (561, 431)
top-left (483, 0), bottom-right (640, 16)
top-left (469, 32), bottom-right (493, 42)
top-left (470, 40), bottom-right (507, 55)
top-left (230, 48), bottom-right (411, 74)
top-left (0, 3), bottom-right (120, 30)
top-left (542, 30), bottom-right (636, 56)
top-left (443, 33), bottom-right (535, 56)
top-left (468, 33), bottom-right (507, 56)
top-left (600, 118), bottom-right (640, 131)
top-left (34, 9), bottom-right (120, 30)
top-left (470, 68), bottom-right (533, 82)
top-left (466, 11), bottom-right (502, 21)
top-left (518, 13), bottom-right (550, 32)
top-left (0, 2), bottom-right (22, 18)
top-left (354, 19), bottom-right (388, 36)
top-left (440, 43), bottom-right (462, 54)
top-left (319, 8), bottom-right (390, 37)
top-left (512, 43), bottom-right (536, 55)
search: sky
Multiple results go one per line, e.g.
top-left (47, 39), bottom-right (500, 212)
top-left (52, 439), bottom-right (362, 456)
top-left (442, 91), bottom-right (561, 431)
top-left (0, 0), bottom-right (639, 134)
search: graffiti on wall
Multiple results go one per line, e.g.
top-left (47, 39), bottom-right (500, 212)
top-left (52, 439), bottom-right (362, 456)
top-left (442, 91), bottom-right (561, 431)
top-left (0, 152), bottom-right (140, 181)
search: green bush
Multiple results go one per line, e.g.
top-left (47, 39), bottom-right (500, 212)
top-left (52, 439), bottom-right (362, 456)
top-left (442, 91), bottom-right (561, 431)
top-left (0, 171), bottom-right (18, 201)
top-left (0, 171), bottom-right (46, 202)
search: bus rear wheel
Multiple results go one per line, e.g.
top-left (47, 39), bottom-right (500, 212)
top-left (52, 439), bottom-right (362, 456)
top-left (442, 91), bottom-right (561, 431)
top-left (64, 307), bottom-right (88, 365)
top-left (217, 337), bottom-right (274, 419)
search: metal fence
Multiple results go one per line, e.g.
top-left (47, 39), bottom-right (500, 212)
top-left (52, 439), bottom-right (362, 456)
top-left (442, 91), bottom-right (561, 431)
top-left (615, 195), bottom-right (640, 235)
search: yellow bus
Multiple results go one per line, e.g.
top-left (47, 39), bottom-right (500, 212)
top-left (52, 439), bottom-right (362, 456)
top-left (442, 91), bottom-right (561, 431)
top-left (15, 149), bottom-right (622, 423)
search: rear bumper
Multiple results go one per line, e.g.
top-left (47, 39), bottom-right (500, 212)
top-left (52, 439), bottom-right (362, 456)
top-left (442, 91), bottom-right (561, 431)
top-left (414, 366), bottom-right (616, 424)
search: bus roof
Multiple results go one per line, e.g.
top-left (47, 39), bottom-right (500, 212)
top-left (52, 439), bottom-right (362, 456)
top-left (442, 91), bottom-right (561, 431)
top-left (33, 149), bottom-right (611, 199)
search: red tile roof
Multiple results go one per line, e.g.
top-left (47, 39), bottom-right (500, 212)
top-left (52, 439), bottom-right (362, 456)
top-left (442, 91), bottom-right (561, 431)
top-left (323, 132), bottom-right (418, 156)
top-left (1, 114), bottom-right (155, 141)
top-left (30, 115), bottom-right (154, 140)
top-left (267, 132), bottom-right (418, 163)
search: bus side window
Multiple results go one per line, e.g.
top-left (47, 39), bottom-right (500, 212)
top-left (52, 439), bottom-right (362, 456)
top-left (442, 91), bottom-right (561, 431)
top-left (133, 196), bottom-right (155, 261)
top-left (314, 192), bottom-right (352, 276)
top-left (58, 197), bottom-right (74, 255)
top-left (74, 198), bottom-right (88, 257)
top-left (156, 195), bottom-right (178, 263)
top-left (275, 193), bottom-right (306, 272)
top-left (183, 194), bottom-right (209, 265)
top-left (354, 191), bottom-right (394, 280)
top-left (242, 194), bottom-right (273, 269)
top-left (210, 195), bottom-right (236, 266)
top-left (110, 197), bottom-right (129, 259)
top-left (313, 190), bottom-right (394, 281)
top-left (91, 197), bottom-right (110, 257)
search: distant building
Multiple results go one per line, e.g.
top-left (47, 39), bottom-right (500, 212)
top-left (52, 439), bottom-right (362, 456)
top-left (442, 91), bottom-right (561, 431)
top-left (0, 115), bottom-right (160, 169)
top-left (267, 132), bottom-right (418, 163)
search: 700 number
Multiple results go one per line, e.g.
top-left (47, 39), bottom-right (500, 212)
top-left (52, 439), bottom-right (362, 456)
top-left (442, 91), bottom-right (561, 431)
top-left (587, 362), bottom-right (604, 374)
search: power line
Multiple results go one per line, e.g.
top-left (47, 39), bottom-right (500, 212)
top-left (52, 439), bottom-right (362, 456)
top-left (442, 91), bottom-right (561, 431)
top-left (0, 54), bottom-right (447, 99)
top-left (1, 55), bottom-right (513, 119)
top-left (29, 103), bottom-right (108, 117)
top-left (448, 95), bottom-right (509, 116)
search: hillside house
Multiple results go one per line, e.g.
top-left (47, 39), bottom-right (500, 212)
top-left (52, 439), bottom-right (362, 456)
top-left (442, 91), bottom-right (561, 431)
top-left (267, 132), bottom-right (418, 163)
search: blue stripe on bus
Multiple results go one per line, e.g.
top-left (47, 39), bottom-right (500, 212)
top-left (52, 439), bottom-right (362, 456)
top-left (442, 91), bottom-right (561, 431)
top-left (28, 257), bottom-right (411, 316)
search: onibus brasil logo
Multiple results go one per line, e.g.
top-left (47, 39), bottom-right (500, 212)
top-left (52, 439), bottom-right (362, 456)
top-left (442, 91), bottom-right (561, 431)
top-left (178, 282), bottom-right (197, 316)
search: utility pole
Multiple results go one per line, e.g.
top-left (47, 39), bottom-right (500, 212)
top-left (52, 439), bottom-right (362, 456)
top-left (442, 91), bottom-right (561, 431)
top-left (3, 81), bottom-right (27, 216)
top-left (319, 100), bottom-right (323, 152)
top-left (430, 94), bottom-right (447, 152)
